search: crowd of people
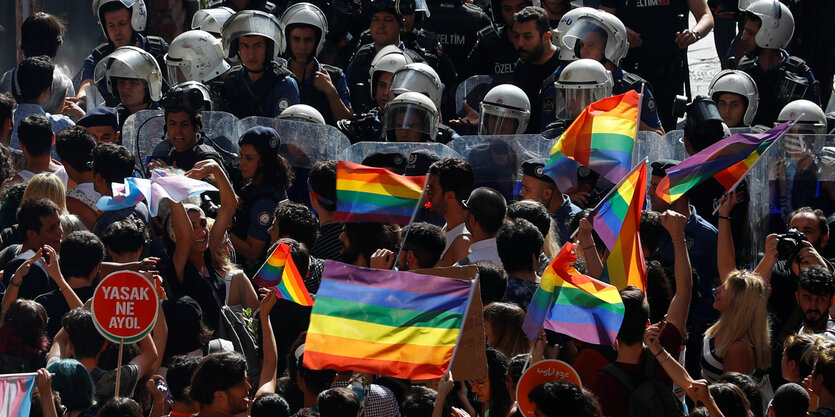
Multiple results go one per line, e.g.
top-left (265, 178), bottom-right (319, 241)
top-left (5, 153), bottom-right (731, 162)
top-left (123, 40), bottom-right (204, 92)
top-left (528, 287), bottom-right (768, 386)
top-left (0, 0), bottom-right (835, 416)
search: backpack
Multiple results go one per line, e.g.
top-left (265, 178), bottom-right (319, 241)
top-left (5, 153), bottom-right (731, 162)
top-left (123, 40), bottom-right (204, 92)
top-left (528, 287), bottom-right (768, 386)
top-left (600, 349), bottom-right (686, 417)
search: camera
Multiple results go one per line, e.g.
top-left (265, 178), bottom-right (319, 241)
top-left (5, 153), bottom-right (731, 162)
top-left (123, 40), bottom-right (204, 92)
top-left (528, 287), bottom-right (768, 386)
top-left (161, 82), bottom-right (212, 114)
top-left (776, 227), bottom-right (806, 261)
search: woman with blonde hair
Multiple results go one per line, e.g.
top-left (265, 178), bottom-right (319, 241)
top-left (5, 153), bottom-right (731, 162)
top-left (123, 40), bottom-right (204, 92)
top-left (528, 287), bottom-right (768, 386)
top-left (23, 172), bottom-right (66, 213)
top-left (483, 302), bottom-right (532, 359)
top-left (701, 270), bottom-right (771, 383)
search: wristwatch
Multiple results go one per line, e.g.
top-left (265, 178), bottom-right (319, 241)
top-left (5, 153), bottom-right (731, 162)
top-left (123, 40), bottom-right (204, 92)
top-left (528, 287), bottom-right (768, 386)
top-left (693, 29), bottom-right (702, 41)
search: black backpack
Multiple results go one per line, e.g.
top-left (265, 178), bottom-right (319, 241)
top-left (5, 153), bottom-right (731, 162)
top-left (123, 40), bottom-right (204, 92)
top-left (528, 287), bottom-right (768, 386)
top-left (600, 349), bottom-right (686, 417)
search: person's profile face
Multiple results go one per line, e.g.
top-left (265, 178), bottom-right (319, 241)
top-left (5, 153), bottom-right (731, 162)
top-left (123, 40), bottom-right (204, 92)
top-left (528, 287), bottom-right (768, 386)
top-left (740, 18), bottom-right (761, 55)
top-left (375, 72), bottom-right (395, 108)
top-left (223, 374), bottom-right (252, 414)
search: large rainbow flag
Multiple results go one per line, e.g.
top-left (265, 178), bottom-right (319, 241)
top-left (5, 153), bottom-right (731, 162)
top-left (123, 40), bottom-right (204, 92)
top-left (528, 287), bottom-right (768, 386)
top-left (303, 261), bottom-right (475, 380)
top-left (655, 122), bottom-right (791, 204)
top-left (334, 161), bottom-right (426, 225)
top-left (522, 242), bottom-right (625, 345)
top-left (592, 161), bottom-right (647, 291)
top-left (253, 242), bottom-right (314, 306)
top-left (542, 90), bottom-right (640, 190)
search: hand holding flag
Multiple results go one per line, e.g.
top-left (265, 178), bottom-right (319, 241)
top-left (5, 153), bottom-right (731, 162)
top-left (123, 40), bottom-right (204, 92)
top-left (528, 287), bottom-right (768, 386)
top-left (253, 242), bottom-right (313, 306)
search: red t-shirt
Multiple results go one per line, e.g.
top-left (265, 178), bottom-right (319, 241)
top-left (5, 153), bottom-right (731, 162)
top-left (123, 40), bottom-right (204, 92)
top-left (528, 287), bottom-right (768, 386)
top-left (589, 323), bottom-right (684, 417)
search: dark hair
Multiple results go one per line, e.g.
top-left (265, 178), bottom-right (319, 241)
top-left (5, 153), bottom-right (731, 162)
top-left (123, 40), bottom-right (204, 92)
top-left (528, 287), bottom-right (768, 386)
top-left (56, 126), bottom-right (97, 173)
top-left (475, 261), bottom-right (508, 305)
top-left (17, 198), bottom-right (59, 241)
top-left (47, 359), bottom-right (95, 412)
top-left (248, 142), bottom-right (294, 190)
top-left (21, 13), bottom-right (65, 58)
top-left (18, 114), bottom-right (53, 156)
top-left (318, 387), bottom-right (360, 417)
top-left (507, 200), bottom-right (552, 241)
top-left (61, 308), bottom-right (106, 359)
top-left (485, 347), bottom-right (512, 417)
top-left (0, 183), bottom-right (27, 229)
top-left (97, 397), bottom-right (143, 417)
top-left (617, 286), bottom-right (650, 345)
top-left (92, 142), bottom-right (134, 186)
top-left (101, 218), bottom-right (149, 255)
top-left (0, 93), bottom-right (16, 128)
top-left (814, 346), bottom-right (835, 395)
top-left (13, 56), bottom-right (53, 103)
top-left (497, 218), bottom-right (543, 272)
top-left (528, 381), bottom-right (601, 417)
top-left (59, 231), bottom-right (105, 279)
top-left (99, 1), bottom-right (134, 44)
top-left (269, 238), bottom-right (311, 278)
top-left (465, 187), bottom-right (507, 235)
top-left (275, 202), bottom-right (320, 248)
top-left (428, 158), bottom-right (474, 203)
top-left (708, 383), bottom-right (750, 417)
top-left (718, 372), bottom-right (763, 417)
top-left (401, 386), bottom-right (437, 417)
top-left (402, 222), bottom-right (446, 269)
top-left (639, 210), bottom-right (665, 254)
top-left (513, 6), bottom-right (550, 36)
top-left (689, 407), bottom-right (710, 417)
top-left (252, 393), bottom-right (291, 417)
top-left (645, 260), bottom-right (673, 324)
top-left (783, 333), bottom-right (820, 380)
top-left (484, 303), bottom-right (531, 358)
top-left (339, 222), bottom-right (399, 265)
top-left (286, 23), bottom-right (323, 56)
top-left (164, 109), bottom-right (203, 132)
top-left (0, 299), bottom-right (49, 363)
top-left (0, 146), bottom-right (14, 188)
top-left (308, 160), bottom-right (337, 211)
top-left (507, 353), bottom-right (530, 386)
top-left (798, 265), bottom-right (835, 297)
top-left (296, 351), bottom-right (337, 395)
top-left (188, 351), bottom-right (248, 405)
top-left (167, 355), bottom-right (204, 403)
top-left (771, 383), bottom-right (810, 417)
top-left (790, 206), bottom-right (830, 237)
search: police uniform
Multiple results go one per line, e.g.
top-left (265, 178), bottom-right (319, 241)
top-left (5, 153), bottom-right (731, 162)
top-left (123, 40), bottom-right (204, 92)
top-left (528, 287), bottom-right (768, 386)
top-left (738, 51), bottom-right (822, 127)
top-left (83, 33), bottom-right (169, 106)
top-left (421, 0), bottom-right (493, 79)
top-left (465, 25), bottom-right (520, 84)
top-left (345, 42), bottom-right (424, 114)
top-left (512, 53), bottom-right (562, 134)
top-left (221, 61), bottom-right (300, 119)
top-left (521, 158), bottom-right (582, 244)
top-left (290, 57), bottom-right (351, 126)
top-left (165, 137), bottom-right (227, 173)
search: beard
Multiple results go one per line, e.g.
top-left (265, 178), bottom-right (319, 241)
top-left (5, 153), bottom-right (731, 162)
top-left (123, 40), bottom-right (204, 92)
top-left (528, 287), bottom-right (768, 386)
top-left (518, 43), bottom-right (545, 63)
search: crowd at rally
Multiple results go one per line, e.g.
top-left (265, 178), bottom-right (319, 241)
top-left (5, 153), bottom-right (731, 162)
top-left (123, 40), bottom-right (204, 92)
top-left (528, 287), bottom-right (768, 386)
top-left (1, 0), bottom-right (835, 416)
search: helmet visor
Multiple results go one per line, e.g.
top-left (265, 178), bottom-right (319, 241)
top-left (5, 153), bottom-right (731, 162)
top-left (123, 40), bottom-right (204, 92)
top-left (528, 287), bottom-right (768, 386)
top-left (166, 63), bottom-right (190, 86)
top-left (554, 85), bottom-right (609, 121)
top-left (479, 103), bottom-right (527, 135)
top-left (562, 20), bottom-right (609, 61)
top-left (383, 105), bottom-right (435, 142)
top-left (390, 72), bottom-right (441, 106)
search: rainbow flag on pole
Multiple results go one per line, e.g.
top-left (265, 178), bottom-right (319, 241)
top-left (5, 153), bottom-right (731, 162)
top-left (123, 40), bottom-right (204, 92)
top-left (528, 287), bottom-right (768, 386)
top-left (334, 161), bottom-right (426, 225)
top-left (592, 161), bottom-right (648, 291)
top-left (0, 373), bottom-right (36, 417)
top-left (655, 122), bottom-right (791, 204)
top-left (253, 242), bottom-right (313, 306)
top-left (522, 242), bottom-right (625, 345)
top-left (303, 261), bottom-right (475, 380)
top-left (543, 90), bottom-right (640, 190)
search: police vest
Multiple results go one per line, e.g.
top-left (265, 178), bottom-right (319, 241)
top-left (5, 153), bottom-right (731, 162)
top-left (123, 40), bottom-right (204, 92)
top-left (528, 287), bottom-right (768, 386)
top-left (222, 61), bottom-right (294, 119)
top-left (347, 44), bottom-right (425, 114)
top-left (231, 184), bottom-right (286, 240)
top-left (739, 54), bottom-right (818, 125)
top-left (299, 64), bottom-right (344, 125)
top-left (93, 35), bottom-right (168, 106)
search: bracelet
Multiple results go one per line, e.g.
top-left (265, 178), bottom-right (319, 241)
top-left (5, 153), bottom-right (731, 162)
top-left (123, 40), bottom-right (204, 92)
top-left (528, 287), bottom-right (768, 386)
top-left (9, 277), bottom-right (22, 287)
top-left (693, 30), bottom-right (702, 41)
top-left (659, 353), bottom-right (671, 365)
top-left (718, 216), bottom-right (731, 221)
top-left (653, 349), bottom-right (666, 357)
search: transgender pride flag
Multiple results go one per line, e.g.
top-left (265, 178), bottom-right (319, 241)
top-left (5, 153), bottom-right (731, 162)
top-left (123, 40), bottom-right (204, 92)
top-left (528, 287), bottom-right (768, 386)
top-left (0, 373), bottom-right (36, 417)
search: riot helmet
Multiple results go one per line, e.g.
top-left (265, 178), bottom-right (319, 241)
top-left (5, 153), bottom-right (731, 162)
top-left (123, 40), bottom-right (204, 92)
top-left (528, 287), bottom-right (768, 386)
top-left (279, 2), bottom-right (329, 56)
top-left (165, 30), bottom-right (231, 85)
top-left (555, 7), bottom-right (599, 62)
top-left (389, 63), bottom-right (443, 110)
top-left (708, 70), bottom-right (759, 127)
top-left (479, 84), bottom-right (531, 135)
top-left (683, 96), bottom-right (728, 153)
top-left (383, 92), bottom-right (439, 142)
top-left (363, 0), bottom-right (415, 24)
top-left (561, 9), bottom-right (628, 67)
top-left (777, 99), bottom-right (827, 135)
top-left (94, 46), bottom-right (163, 102)
top-left (161, 81), bottom-right (213, 113)
top-left (554, 59), bottom-right (613, 122)
top-left (369, 45), bottom-right (413, 108)
top-left (191, 7), bottom-right (235, 37)
top-left (744, 0), bottom-right (794, 50)
top-left (221, 10), bottom-right (284, 63)
top-left (278, 104), bottom-right (327, 125)
top-left (93, 0), bottom-right (147, 44)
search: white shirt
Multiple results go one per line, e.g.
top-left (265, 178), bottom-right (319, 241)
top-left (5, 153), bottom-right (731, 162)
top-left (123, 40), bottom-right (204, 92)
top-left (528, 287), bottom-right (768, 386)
top-left (455, 237), bottom-right (502, 267)
top-left (441, 222), bottom-right (470, 257)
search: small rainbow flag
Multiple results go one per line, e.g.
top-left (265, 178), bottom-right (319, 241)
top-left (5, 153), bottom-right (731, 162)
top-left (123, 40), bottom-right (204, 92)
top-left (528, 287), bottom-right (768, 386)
top-left (303, 261), bottom-right (475, 380)
top-left (655, 122), bottom-right (791, 204)
top-left (253, 242), bottom-right (313, 306)
top-left (543, 90), bottom-right (640, 191)
top-left (594, 161), bottom-right (647, 291)
top-left (334, 161), bottom-right (426, 225)
top-left (522, 242), bottom-right (625, 345)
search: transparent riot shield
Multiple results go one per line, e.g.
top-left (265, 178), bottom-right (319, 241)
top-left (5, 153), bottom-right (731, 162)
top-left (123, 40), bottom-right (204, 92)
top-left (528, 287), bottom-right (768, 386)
top-left (83, 83), bottom-right (107, 112)
top-left (339, 142), bottom-right (462, 165)
top-left (455, 75), bottom-right (495, 118)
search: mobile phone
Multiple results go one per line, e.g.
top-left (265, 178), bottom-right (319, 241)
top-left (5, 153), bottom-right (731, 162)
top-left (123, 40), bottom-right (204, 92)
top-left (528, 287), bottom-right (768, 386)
top-left (155, 379), bottom-right (173, 404)
top-left (41, 246), bottom-right (50, 264)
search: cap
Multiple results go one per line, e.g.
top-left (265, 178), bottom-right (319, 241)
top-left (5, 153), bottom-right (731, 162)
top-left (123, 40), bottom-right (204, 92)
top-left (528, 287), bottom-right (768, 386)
top-left (650, 159), bottom-right (681, 178)
top-left (238, 126), bottom-right (281, 151)
top-left (521, 158), bottom-right (554, 184)
top-left (404, 149), bottom-right (440, 176)
top-left (76, 106), bottom-right (119, 130)
top-left (363, 150), bottom-right (406, 174)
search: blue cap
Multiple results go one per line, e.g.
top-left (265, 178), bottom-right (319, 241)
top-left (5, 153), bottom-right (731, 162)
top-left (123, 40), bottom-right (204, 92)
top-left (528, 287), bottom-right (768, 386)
top-left (76, 106), bottom-right (119, 130)
top-left (238, 126), bottom-right (281, 151)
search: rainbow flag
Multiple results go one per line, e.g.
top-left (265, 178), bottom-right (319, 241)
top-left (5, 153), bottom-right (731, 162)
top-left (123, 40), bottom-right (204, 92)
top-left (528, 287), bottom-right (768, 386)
top-left (595, 161), bottom-right (647, 291)
top-left (543, 90), bottom-right (640, 191)
top-left (335, 161), bottom-right (426, 225)
top-left (303, 261), bottom-right (475, 380)
top-left (656, 122), bottom-right (791, 204)
top-left (253, 242), bottom-right (313, 306)
top-left (0, 373), bottom-right (36, 417)
top-left (522, 242), bottom-right (625, 345)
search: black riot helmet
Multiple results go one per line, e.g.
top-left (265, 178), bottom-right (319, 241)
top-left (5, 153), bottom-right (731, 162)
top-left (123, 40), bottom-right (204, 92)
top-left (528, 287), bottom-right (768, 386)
top-left (683, 96), bottom-right (728, 153)
top-left (363, 0), bottom-right (416, 24)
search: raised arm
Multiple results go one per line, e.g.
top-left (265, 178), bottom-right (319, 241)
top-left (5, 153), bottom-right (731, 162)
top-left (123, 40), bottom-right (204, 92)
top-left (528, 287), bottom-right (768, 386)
top-left (0, 250), bottom-right (43, 321)
top-left (185, 160), bottom-right (236, 255)
top-left (577, 217), bottom-right (604, 278)
top-left (644, 322), bottom-right (695, 392)
top-left (169, 201), bottom-right (194, 281)
top-left (42, 245), bottom-right (83, 310)
top-left (716, 191), bottom-right (739, 282)
top-left (661, 210), bottom-right (692, 334)
top-left (255, 289), bottom-right (278, 398)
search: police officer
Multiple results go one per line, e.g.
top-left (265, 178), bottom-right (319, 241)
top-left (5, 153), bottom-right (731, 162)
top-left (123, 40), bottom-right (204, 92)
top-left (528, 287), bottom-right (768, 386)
top-left (478, 84), bottom-right (531, 135)
top-left (220, 10), bottom-right (300, 119)
top-left (164, 30), bottom-right (231, 112)
top-left (737, 0), bottom-right (821, 126)
top-left (94, 46), bottom-right (164, 130)
top-left (191, 6), bottom-right (235, 38)
top-left (206, 0), bottom-right (281, 16)
top-left (278, 104), bottom-right (327, 125)
top-left (382, 91), bottom-right (440, 142)
top-left (281, 2), bottom-right (353, 125)
top-left (511, 7), bottom-right (560, 134)
top-left (519, 158), bottom-right (581, 244)
top-left (79, 0), bottom-right (168, 105)
top-left (549, 59), bottom-right (614, 131)
top-left (465, 0), bottom-right (531, 83)
top-left (708, 69), bottom-right (759, 128)
top-left (420, 0), bottom-right (492, 78)
top-left (389, 62), bottom-right (461, 143)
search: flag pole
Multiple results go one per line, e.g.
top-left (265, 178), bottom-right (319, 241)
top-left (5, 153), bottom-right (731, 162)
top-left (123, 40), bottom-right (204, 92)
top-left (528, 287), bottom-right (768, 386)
top-left (0, 372), bottom-right (41, 379)
top-left (393, 175), bottom-right (430, 269)
top-left (447, 278), bottom-right (478, 377)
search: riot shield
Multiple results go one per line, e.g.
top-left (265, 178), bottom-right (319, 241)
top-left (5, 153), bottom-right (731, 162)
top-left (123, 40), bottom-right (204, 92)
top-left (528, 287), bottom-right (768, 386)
top-left (455, 75), bottom-right (494, 118)
top-left (84, 83), bottom-right (107, 112)
top-left (339, 142), bottom-right (462, 165)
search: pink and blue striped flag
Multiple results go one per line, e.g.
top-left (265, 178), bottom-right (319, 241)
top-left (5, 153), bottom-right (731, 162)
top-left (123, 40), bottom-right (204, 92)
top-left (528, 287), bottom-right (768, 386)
top-left (0, 373), bottom-right (36, 417)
